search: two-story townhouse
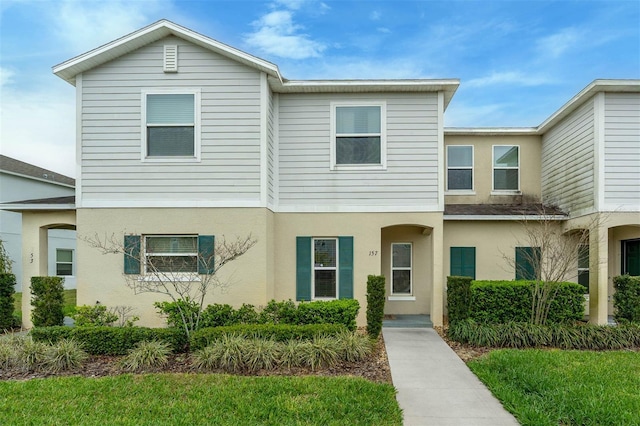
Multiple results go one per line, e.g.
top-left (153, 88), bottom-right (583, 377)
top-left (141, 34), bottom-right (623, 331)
top-left (0, 156), bottom-right (77, 290)
top-left (443, 81), bottom-right (640, 323)
top-left (10, 20), bottom-right (639, 328)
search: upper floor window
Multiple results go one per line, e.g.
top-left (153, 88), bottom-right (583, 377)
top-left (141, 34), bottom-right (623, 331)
top-left (142, 90), bottom-right (200, 161)
top-left (447, 145), bottom-right (473, 191)
top-left (493, 145), bottom-right (519, 191)
top-left (331, 103), bottom-right (386, 170)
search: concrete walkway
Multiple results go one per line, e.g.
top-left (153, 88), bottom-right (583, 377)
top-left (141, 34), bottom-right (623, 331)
top-left (383, 328), bottom-right (520, 426)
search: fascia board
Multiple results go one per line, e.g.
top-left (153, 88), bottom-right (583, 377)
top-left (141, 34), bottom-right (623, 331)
top-left (537, 79), bottom-right (640, 133)
top-left (53, 19), bottom-right (282, 85)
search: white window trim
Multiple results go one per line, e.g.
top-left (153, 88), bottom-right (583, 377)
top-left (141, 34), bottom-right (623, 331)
top-left (491, 144), bottom-right (520, 193)
top-left (141, 88), bottom-right (201, 163)
top-left (390, 242), bottom-right (412, 296)
top-left (143, 234), bottom-right (198, 276)
top-left (312, 237), bottom-right (339, 300)
top-left (55, 248), bottom-right (74, 277)
top-left (330, 101), bottom-right (387, 171)
top-left (446, 145), bottom-right (474, 192)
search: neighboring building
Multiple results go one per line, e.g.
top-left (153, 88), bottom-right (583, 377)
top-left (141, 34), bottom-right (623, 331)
top-left (7, 20), bottom-right (639, 328)
top-left (0, 155), bottom-right (77, 290)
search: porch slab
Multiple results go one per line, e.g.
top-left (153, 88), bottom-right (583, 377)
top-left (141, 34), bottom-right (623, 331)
top-left (383, 314), bottom-right (433, 328)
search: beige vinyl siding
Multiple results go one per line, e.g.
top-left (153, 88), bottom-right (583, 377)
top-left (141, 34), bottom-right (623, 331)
top-left (541, 98), bottom-right (595, 214)
top-left (604, 93), bottom-right (640, 209)
top-left (80, 35), bottom-right (262, 204)
top-left (278, 93), bottom-right (440, 210)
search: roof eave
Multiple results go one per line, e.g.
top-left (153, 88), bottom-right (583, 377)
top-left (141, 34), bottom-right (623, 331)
top-left (1, 204), bottom-right (76, 212)
top-left (444, 214), bottom-right (567, 221)
top-left (537, 79), bottom-right (640, 133)
top-left (53, 19), bottom-right (283, 85)
top-left (269, 78), bottom-right (460, 109)
top-left (445, 127), bottom-right (538, 136)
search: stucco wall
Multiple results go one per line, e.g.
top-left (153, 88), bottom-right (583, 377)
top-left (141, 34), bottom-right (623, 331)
top-left (444, 134), bottom-right (542, 205)
top-left (76, 208), bottom-right (273, 328)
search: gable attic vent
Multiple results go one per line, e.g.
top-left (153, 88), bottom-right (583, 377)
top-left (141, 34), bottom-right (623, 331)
top-left (164, 45), bottom-right (178, 73)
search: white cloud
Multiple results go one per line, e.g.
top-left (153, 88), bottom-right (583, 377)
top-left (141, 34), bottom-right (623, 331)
top-left (466, 71), bottom-right (552, 88)
top-left (244, 10), bottom-right (326, 59)
top-left (377, 27), bottom-right (391, 34)
top-left (370, 10), bottom-right (381, 21)
top-left (536, 27), bottom-right (582, 58)
top-left (51, 0), bottom-right (169, 54)
top-left (0, 85), bottom-right (76, 177)
top-left (0, 67), bottom-right (15, 87)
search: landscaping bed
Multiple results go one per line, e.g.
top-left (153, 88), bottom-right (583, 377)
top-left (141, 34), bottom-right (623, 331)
top-left (0, 331), bottom-right (391, 383)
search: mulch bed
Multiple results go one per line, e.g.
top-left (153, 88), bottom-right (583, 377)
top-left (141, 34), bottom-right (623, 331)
top-left (0, 334), bottom-right (393, 383)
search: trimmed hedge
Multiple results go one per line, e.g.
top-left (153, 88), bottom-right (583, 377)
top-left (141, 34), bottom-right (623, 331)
top-left (159, 299), bottom-right (360, 331)
top-left (613, 275), bottom-right (640, 323)
top-left (469, 280), bottom-right (584, 324)
top-left (0, 273), bottom-right (17, 329)
top-left (366, 275), bottom-right (385, 339)
top-left (448, 319), bottom-right (640, 350)
top-left (30, 326), bottom-right (188, 355)
top-left (30, 276), bottom-right (65, 327)
top-left (447, 276), bottom-right (473, 323)
top-left (190, 324), bottom-right (348, 350)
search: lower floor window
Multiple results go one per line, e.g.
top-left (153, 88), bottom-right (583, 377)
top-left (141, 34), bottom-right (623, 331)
top-left (578, 245), bottom-right (589, 290)
top-left (296, 236), bottom-right (354, 301)
top-left (450, 246), bottom-right (476, 279)
top-left (145, 235), bottom-right (198, 273)
top-left (515, 246), bottom-right (540, 280)
top-left (391, 243), bottom-right (412, 294)
top-left (622, 239), bottom-right (640, 276)
top-left (314, 238), bottom-right (337, 298)
top-left (56, 249), bottom-right (73, 276)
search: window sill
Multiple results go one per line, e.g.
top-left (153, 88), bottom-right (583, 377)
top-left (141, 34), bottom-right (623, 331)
top-left (445, 190), bottom-right (476, 195)
top-left (388, 295), bottom-right (416, 301)
top-left (330, 164), bottom-right (386, 172)
top-left (137, 274), bottom-right (201, 282)
top-left (490, 190), bottom-right (521, 196)
top-left (142, 157), bottom-right (201, 163)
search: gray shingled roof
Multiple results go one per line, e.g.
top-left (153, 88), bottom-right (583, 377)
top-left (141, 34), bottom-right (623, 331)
top-left (444, 204), bottom-right (567, 216)
top-left (0, 155), bottom-right (75, 187)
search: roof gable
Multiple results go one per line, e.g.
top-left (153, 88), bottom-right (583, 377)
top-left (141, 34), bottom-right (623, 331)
top-left (53, 19), bottom-right (282, 85)
top-left (0, 155), bottom-right (75, 187)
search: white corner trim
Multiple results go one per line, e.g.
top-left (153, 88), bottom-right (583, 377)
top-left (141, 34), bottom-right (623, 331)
top-left (594, 93), bottom-right (606, 211)
top-left (76, 73), bottom-right (83, 208)
top-left (437, 91), bottom-right (445, 211)
top-left (260, 72), bottom-right (269, 207)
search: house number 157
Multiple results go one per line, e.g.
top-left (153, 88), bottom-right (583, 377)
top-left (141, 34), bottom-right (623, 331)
top-left (369, 251), bottom-right (378, 256)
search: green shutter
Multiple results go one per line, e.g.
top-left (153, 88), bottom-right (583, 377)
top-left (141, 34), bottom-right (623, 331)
top-left (296, 237), bottom-right (312, 301)
top-left (516, 247), bottom-right (540, 280)
top-left (450, 247), bottom-right (475, 279)
top-left (338, 236), bottom-right (354, 299)
top-left (124, 235), bottom-right (141, 275)
top-left (198, 235), bottom-right (215, 274)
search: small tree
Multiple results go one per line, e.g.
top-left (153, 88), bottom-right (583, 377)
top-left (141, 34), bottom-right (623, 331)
top-left (504, 207), bottom-right (597, 325)
top-left (84, 233), bottom-right (256, 338)
top-left (0, 238), bottom-right (13, 274)
top-left (31, 276), bottom-right (65, 327)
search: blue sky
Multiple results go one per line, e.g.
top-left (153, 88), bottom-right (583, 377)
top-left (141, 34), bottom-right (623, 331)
top-left (1, 0), bottom-right (638, 177)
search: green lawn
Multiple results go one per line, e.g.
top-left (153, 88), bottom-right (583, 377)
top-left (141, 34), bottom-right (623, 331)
top-left (13, 289), bottom-right (77, 320)
top-left (0, 374), bottom-right (402, 425)
top-left (469, 349), bottom-right (640, 426)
